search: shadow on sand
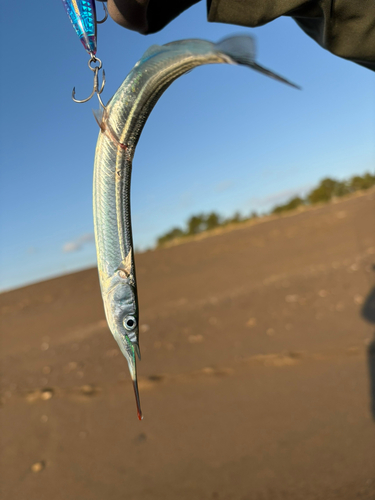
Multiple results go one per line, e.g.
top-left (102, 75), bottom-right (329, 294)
top-left (361, 283), bottom-right (375, 420)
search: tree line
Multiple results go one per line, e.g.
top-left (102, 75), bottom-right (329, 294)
top-left (156, 172), bottom-right (375, 247)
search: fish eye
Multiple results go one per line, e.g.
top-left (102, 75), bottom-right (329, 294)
top-left (123, 316), bottom-right (137, 331)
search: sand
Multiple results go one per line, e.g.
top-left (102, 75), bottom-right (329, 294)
top-left (1, 190), bottom-right (375, 499)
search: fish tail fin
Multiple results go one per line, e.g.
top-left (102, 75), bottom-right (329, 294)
top-left (215, 35), bottom-right (256, 66)
top-left (215, 35), bottom-right (301, 89)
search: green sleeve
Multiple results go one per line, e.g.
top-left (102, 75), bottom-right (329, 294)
top-left (207, 0), bottom-right (375, 71)
top-left (112, 0), bottom-right (375, 70)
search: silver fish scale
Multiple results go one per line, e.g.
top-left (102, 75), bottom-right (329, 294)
top-left (92, 36), bottom-right (299, 419)
top-left (93, 136), bottom-right (122, 277)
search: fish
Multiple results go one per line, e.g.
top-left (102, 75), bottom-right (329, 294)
top-left (93, 35), bottom-right (299, 420)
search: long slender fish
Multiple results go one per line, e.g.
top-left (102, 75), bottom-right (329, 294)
top-left (93, 35), bottom-right (299, 420)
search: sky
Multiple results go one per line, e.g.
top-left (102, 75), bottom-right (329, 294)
top-left (0, 1), bottom-right (374, 292)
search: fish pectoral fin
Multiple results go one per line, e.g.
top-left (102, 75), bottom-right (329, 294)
top-left (92, 107), bottom-right (106, 131)
top-left (122, 248), bottom-right (133, 277)
top-left (117, 249), bottom-right (134, 280)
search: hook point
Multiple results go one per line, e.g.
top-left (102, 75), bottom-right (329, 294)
top-left (97, 2), bottom-right (108, 24)
top-left (71, 56), bottom-right (106, 104)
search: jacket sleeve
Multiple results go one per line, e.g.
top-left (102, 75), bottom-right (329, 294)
top-left (110, 0), bottom-right (375, 70)
top-left (207, 0), bottom-right (375, 71)
top-left (111, 0), bottom-right (201, 34)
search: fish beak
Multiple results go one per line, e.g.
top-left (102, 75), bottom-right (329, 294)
top-left (132, 378), bottom-right (143, 421)
top-left (127, 350), bottom-right (143, 421)
top-left (116, 336), bottom-right (143, 420)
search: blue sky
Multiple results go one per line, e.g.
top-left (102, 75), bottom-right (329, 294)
top-left (0, 1), bottom-right (374, 291)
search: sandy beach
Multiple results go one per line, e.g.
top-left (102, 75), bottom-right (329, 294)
top-left (1, 190), bottom-right (375, 499)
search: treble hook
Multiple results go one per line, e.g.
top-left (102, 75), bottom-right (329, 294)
top-left (96, 1), bottom-right (108, 24)
top-left (72, 56), bottom-right (106, 107)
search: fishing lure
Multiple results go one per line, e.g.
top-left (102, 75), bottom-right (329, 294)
top-left (93, 35), bottom-right (299, 420)
top-left (61, 0), bottom-right (108, 104)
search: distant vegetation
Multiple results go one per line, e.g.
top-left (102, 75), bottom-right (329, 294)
top-left (156, 172), bottom-right (375, 247)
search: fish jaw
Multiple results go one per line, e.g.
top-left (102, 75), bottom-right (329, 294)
top-left (132, 379), bottom-right (143, 421)
top-left (115, 330), bottom-right (143, 420)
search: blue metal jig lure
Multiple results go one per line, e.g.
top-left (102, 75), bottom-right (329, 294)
top-left (61, 0), bottom-right (108, 104)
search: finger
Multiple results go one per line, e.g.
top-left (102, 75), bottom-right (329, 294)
top-left (107, 0), bottom-right (149, 33)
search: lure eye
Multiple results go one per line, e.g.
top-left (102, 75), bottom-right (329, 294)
top-left (124, 316), bottom-right (137, 331)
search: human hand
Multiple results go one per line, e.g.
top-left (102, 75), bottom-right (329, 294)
top-left (107, 0), bottom-right (149, 34)
top-left (106, 0), bottom-right (200, 34)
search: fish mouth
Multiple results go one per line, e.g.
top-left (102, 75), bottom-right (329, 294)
top-left (116, 334), bottom-right (143, 420)
top-left (127, 354), bottom-right (143, 421)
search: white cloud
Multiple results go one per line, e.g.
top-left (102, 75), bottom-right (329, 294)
top-left (249, 184), bottom-right (313, 209)
top-left (214, 180), bottom-right (233, 193)
top-left (63, 233), bottom-right (95, 253)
